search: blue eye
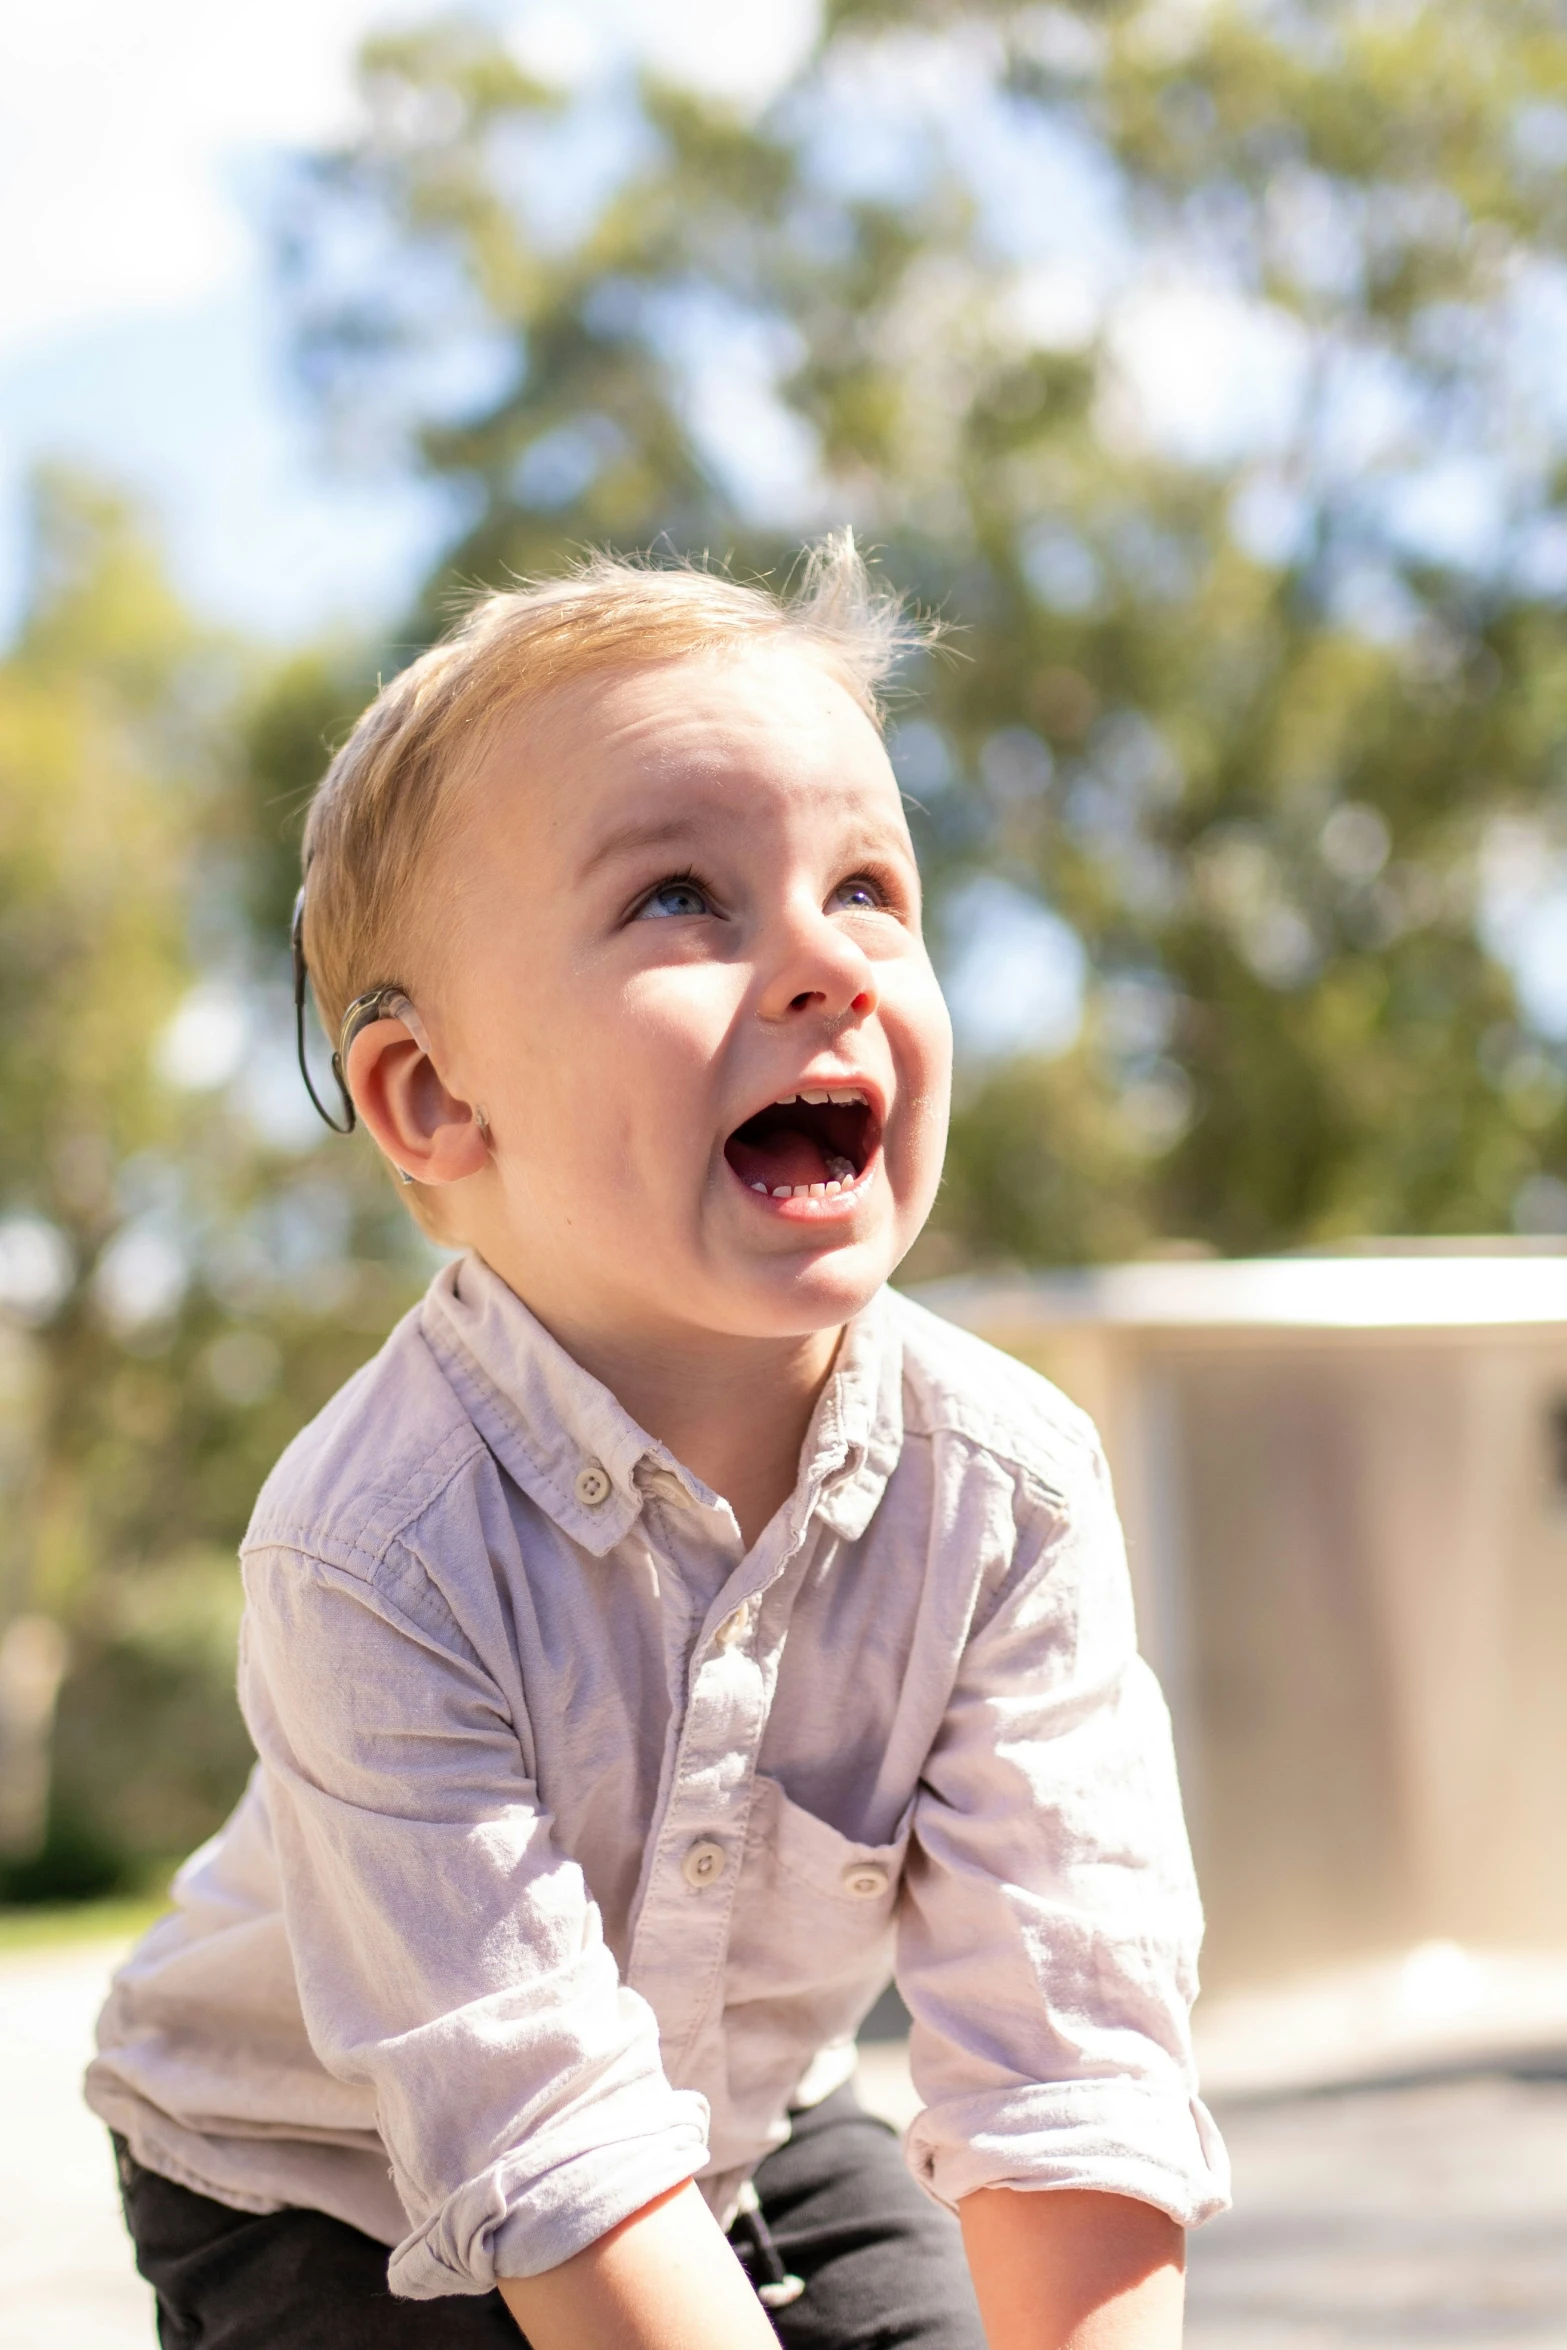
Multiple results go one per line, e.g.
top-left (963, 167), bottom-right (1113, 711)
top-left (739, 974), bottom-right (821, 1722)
top-left (636, 877), bottom-right (711, 920)
top-left (833, 877), bottom-right (882, 910)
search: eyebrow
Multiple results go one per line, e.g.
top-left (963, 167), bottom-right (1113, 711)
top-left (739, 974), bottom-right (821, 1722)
top-left (578, 814), bottom-right (708, 882)
top-left (581, 803), bottom-right (914, 876)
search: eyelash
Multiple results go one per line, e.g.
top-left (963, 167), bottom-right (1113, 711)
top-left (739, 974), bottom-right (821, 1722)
top-left (631, 868), bottom-right (714, 921)
top-left (629, 866), bottom-right (902, 922)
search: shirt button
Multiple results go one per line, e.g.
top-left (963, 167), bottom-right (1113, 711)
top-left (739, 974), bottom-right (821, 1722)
top-left (574, 1462), bottom-right (612, 1508)
top-left (682, 1839), bottom-right (727, 1891)
top-left (842, 1862), bottom-right (890, 1900)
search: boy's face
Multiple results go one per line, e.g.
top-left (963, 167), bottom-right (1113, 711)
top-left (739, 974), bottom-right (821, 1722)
top-left (429, 642), bottom-right (952, 1347)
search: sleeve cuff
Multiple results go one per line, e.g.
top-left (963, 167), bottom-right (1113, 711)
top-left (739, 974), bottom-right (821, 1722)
top-left (905, 2077), bottom-right (1232, 2230)
top-left (387, 2088), bottom-right (711, 2298)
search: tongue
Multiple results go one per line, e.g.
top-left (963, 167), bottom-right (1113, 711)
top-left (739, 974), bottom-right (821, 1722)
top-left (728, 1121), bottom-right (830, 1189)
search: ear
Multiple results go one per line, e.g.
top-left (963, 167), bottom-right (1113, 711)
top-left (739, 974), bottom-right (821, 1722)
top-left (345, 1016), bottom-right (489, 1188)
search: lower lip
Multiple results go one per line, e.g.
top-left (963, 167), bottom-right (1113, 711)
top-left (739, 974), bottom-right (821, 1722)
top-left (730, 1157), bottom-right (878, 1220)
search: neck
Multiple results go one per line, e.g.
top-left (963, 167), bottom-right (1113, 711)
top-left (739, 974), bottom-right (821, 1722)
top-left (501, 1284), bottom-right (843, 1549)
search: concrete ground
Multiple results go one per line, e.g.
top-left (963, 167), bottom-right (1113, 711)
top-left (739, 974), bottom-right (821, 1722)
top-left (1186, 2072), bottom-right (1567, 2346)
top-left (0, 1939), bottom-right (156, 2349)
top-left (7, 1937), bottom-right (1567, 2347)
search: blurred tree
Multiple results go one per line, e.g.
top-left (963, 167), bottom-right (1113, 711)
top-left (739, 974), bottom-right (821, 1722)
top-left (0, 477), bottom-right (426, 1896)
top-left (273, 0), bottom-right (1567, 1263)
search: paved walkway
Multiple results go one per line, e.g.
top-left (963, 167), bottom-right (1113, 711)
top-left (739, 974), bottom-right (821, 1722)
top-left (8, 1939), bottom-right (1567, 2346)
top-left (1187, 2070), bottom-right (1567, 2345)
top-left (0, 1940), bottom-right (154, 2348)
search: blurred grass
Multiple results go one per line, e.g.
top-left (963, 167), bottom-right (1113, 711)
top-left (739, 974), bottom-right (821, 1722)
top-left (0, 1884), bottom-right (173, 1955)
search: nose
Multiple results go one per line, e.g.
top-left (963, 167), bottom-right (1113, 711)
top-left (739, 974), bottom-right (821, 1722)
top-left (756, 896), bottom-right (879, 1027)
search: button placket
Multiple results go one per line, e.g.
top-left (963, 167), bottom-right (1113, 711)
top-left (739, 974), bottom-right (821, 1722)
top-left (629, 1652), bottom-right (765, 2060)
top-left (625, 1528), bottom-right (819, 2057)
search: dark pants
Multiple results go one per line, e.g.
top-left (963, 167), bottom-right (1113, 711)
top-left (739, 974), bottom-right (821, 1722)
top-left (114, 2086), bottom-right (985, 2349)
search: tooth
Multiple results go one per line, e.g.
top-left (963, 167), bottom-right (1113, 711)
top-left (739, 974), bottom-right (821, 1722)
top-left (774, 1094), bottom-right (798, 1106)
top-left (825, 1180), bottom-right (842, 1194)
top-left (792, 1185), bottom-right (813, 1198)
top-left (799, 1089), bottom-right (831, 1104)
top-left (772, 1185), bottom-right (792, 1198)
top-left (750, 1181), bottom-right (769, 1194)
top-left (827, 1089), bottom-right (864, 1104)
top-left (809, 1183), bottom-right (826, 1196)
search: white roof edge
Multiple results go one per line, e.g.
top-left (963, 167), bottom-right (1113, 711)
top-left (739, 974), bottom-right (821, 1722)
top-left (915, 1256), bottom-right (1567, 1332)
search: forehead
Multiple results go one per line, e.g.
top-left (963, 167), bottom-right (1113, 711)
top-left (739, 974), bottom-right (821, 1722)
top-left (468, 642), bottom-right (909, 864)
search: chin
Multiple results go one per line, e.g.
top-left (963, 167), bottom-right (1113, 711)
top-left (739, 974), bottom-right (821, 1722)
top-left (728, 1239), bottom-right (900, 1337)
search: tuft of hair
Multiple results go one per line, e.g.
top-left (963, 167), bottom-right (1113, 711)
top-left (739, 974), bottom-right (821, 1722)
top-left (299, 531), bottom-right (927, 1053)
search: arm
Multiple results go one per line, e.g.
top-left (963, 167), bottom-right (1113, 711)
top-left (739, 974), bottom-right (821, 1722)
top-left (960, 2188), bottom-right (1184, 2350)
top-left (241, 1539), bottom-right (709, 2300)
top-left (897, 1426), bottom-right (1229, 2234)
top-left (499, 2182), bottom-right (779, 2350)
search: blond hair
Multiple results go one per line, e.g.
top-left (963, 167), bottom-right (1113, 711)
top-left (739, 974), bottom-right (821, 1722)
top-left (299, 532), bottom-right (919, 1042)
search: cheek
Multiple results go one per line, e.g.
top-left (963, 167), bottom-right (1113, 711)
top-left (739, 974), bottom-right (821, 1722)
top-left (888, 967), bottom-right (955, 1127)
top-left (502, 965), bottom-right (738, 1174)
top-left (615, 964), bottom-right (742, 1108)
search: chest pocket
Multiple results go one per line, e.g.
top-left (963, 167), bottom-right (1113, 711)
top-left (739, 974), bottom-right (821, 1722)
top-left (725, 1775), bottom-right (914, 2023)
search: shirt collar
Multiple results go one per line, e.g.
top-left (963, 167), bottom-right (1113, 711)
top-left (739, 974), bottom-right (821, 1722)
top-left (806, 1286), bottom-right (905, 1542)
top-left (419, 1254), bottom-right (903, 1557)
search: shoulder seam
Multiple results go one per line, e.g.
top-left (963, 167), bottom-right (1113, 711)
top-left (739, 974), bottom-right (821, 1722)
top-left (901, 1374), bottom-right (1101, 1467)
top-left (892, 1297), bottom-right (1100, 1458)
top-left (243, 1408), bottom-right (491, 1585)
top-left (899, 1413), bottom-right (1085, 1510)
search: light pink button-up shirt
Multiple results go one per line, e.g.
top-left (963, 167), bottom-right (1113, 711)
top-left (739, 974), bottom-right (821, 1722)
top-left (87, 1257), bottom-right (1228, 2300)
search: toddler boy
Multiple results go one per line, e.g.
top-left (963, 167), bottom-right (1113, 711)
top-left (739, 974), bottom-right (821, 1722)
top-left (88, 539), bottom-right (1227, 2348)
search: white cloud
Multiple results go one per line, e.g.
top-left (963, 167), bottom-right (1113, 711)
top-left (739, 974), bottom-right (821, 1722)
top-left (0, 0), bottom-right (825, 641)
top-left (0, 0), bottom-right (823, 367)
top-left (0, 0), bottom-right (404, 359)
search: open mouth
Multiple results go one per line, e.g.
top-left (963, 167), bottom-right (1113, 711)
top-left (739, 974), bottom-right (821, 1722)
top-left (724, 1087), bottom-right (881, 1200)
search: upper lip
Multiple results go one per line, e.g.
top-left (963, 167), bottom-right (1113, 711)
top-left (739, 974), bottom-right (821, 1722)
top-left (730, 1070), bottom-right (886, 1133)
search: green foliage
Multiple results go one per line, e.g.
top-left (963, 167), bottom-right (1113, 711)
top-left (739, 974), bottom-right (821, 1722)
top-left (0, 476), bottom-right (429, 1898)
top-left (913, 1047), bottom-right (1156, 1275)
top-left (14, 0), bottom-right (1567, 1897)
top-left (0, 472), bottom-right (197, 1219)
top-left (273, 0), bottom-right (1567, 1260)
top-left (234, 644), bottom-right (379, 943)
top-left (45, 1552), bottom-right (253, 1877)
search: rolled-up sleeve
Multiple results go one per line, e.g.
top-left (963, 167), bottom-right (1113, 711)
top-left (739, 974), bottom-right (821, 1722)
top-left (240, 1541), bottom-right (709, 2299)
top-left (898, 1434), bottom-right (1230, 2227)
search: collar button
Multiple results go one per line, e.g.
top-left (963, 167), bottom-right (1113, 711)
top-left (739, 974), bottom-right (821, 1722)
top-left (574, 1462), bottom-right (612, 1508)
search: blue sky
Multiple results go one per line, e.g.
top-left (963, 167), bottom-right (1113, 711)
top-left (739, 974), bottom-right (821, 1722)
top-left (0, 0), bottom-right (819, 643)
top-left (10, 0), bottom-right (1567, 1059)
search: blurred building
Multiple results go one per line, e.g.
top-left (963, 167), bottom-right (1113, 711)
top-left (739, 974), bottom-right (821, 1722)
top-left (925, 1246), bottom-right (1567, 1994)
